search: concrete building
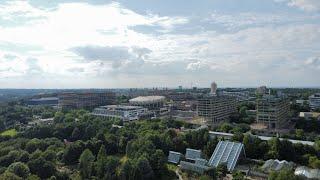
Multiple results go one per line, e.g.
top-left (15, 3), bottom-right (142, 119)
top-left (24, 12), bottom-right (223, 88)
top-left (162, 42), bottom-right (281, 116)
top-left (296, 99), bottom-right (309, 106)
top-left (170, 110), bottom-right (196, 121)
top-left (92, 105), bottom-right (152, 122)
top-left (129, 96), bottom-right (165, 110)
top-left (166, 92), bottom-right (194, 101)
top-left (309, 93), bottom-right (320, 111)
top-left (172, 100), bottom-right (197, 111)
top-left (256, 86), bottom-right (268, 95)
top-left (256, 95), bottom-right (290, 129)
top-left (246, 110), bottom-right (257, 119)
top-left (198, 95), bottom-right (237, 125)
top-left (221, 90), bottom-right (250, 101)
top-left (58, 92), bottom-right (115, 110)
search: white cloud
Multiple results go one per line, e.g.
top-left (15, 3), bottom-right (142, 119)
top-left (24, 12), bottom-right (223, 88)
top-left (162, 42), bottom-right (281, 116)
top-left (276, 0), bottom-right (320, 12)
top-left (0, 1), bottom-right (47, 23)
top-left (0, 0), bottom-right (319, 87)
top-left (0, 1), bottom-right (188, 79)
top-left (0, 53), bottom-right (35, 77)
top-left (305, 56), bottom-right (320, 69)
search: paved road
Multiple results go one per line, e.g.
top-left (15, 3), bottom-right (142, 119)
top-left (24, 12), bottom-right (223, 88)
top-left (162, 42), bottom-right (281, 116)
top-left (209, 131), bottom-right (315, 146)
top-left (175, 169), bottom-right (183, 180)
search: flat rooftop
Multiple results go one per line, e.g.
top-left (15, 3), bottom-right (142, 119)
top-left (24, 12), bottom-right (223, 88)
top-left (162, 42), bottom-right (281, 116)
top-left (30, 97), bottom-right (58, 101)
top-left (98, 105), bottom-right (144, 110)
top-left (129, 96), bottom-right (165, 103)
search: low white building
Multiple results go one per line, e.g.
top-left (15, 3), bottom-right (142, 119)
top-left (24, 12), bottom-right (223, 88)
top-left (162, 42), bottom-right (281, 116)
top-left (261, 159), bottom-right (294, 173)
top-left (92, 105), bottom-right (152, 122)
top-left (295, 166), bottom-right (320, 179)
top-left (299, 112), bottom-right (320, 120)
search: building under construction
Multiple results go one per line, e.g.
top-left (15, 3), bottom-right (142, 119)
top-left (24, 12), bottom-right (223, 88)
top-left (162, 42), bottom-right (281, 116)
top-left (197, 82), bottom-right (237, 125)
top-left (198, 95), bottom-right (237, 125)
top-left (256, 95), bottom-right (290, 129)
top-left (58, 92), bottom-right (115, 110)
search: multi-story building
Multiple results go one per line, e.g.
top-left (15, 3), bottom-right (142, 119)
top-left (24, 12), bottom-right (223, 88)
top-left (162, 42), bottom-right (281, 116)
top-left (92, 105), bottom-right (152, 121)
top-left (197, 95), bottom-right (237, 125)
top-left (221, 91), bottom-right (250, 101)
top-left (27, 97), bottom-right (59, 106)
top-left (309, 93), bottom-right (320, 111)
top-left (172, 100), bottom-right (197, 111)
top-left (166, 92), bottom-right (194, 101)
top-left (256, 95), bottom-right (290, 129)
top-left (246, 110), bottom-right (257, 119)
top-left (256, 86), bottom-right (268, 95)
top-left (58, 92), bottom-right (115, 110)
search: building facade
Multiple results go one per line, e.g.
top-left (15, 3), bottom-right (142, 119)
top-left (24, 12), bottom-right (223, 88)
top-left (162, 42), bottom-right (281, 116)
top-left (256, 86), bottom-right (268, 95)
top-left (309, 93), bottom-right (320, 111)
top-left (221, 91), bottom-right (250, 101)
top-left (58, 92), bottom-right (115, 110)
top-left (197, 95), bottom-right (237, 125)
top-left (92, 105), bottom-right (152, 121)
top-left (27, 97), bottom-right (59, 106)
top-left (256, 95), bottom-right (290, 129)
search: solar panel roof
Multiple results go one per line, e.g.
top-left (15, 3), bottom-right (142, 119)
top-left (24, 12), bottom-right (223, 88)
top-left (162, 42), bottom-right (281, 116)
top-left (208, 141), bottom-right (245, 171)
top-left (180, 161), bottom-right (211, 174)
top-left (168, 151), bottom-right (182, 164)
top-left (185, 148), bottom-right (202, 161)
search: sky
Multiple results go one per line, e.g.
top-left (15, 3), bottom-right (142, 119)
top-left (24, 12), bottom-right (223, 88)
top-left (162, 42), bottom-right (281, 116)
top-left (0, 0), bottom-right (320, 88)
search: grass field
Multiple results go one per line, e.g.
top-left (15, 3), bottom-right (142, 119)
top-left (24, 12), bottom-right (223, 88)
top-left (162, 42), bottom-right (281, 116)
top-left (0, 129), bottom-right (18, 137)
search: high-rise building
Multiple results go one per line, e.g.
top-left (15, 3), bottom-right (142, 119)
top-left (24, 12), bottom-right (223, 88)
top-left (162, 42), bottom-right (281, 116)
top-left (198, 95), bottom-right (237, 125)
top-left (198, 82), bottom-right (237, 125)
top-left (256, 86), bottom-right (268, 95)
top-left (58, 92), bottom-right (115, 110)
top-left (309, 93), bottom-right (320, 111)
top-left (256, 95), bottom-right (290, 129)
top-left (221, 90), bottom-right (250, 101)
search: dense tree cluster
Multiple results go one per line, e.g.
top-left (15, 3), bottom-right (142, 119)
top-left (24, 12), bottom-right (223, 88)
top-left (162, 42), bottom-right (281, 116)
top-left (295, 118), bottom-right (320, 134)
top-left (0, 103), bottom-right (33, 130)
top-left (268, 168), bottom-right (303, 180)
top-left (213, 122), bottom-right (250, 134)
top-left (0, 108), bottom-right (216, 179)
top-left (241, 134), bottom-right (320, 168)
top-left (230, 102), bottom-right (255, 124)
top-left (0, 101), bottom-right (319, 179)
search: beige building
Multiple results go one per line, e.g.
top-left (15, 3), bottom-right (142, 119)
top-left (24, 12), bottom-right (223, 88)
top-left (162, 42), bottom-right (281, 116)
top-left (299, 112), bottom-right (320, 120)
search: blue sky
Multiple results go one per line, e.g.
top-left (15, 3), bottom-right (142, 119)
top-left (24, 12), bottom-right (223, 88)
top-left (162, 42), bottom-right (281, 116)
top-left (0, 0), bottom-right (319, 88)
